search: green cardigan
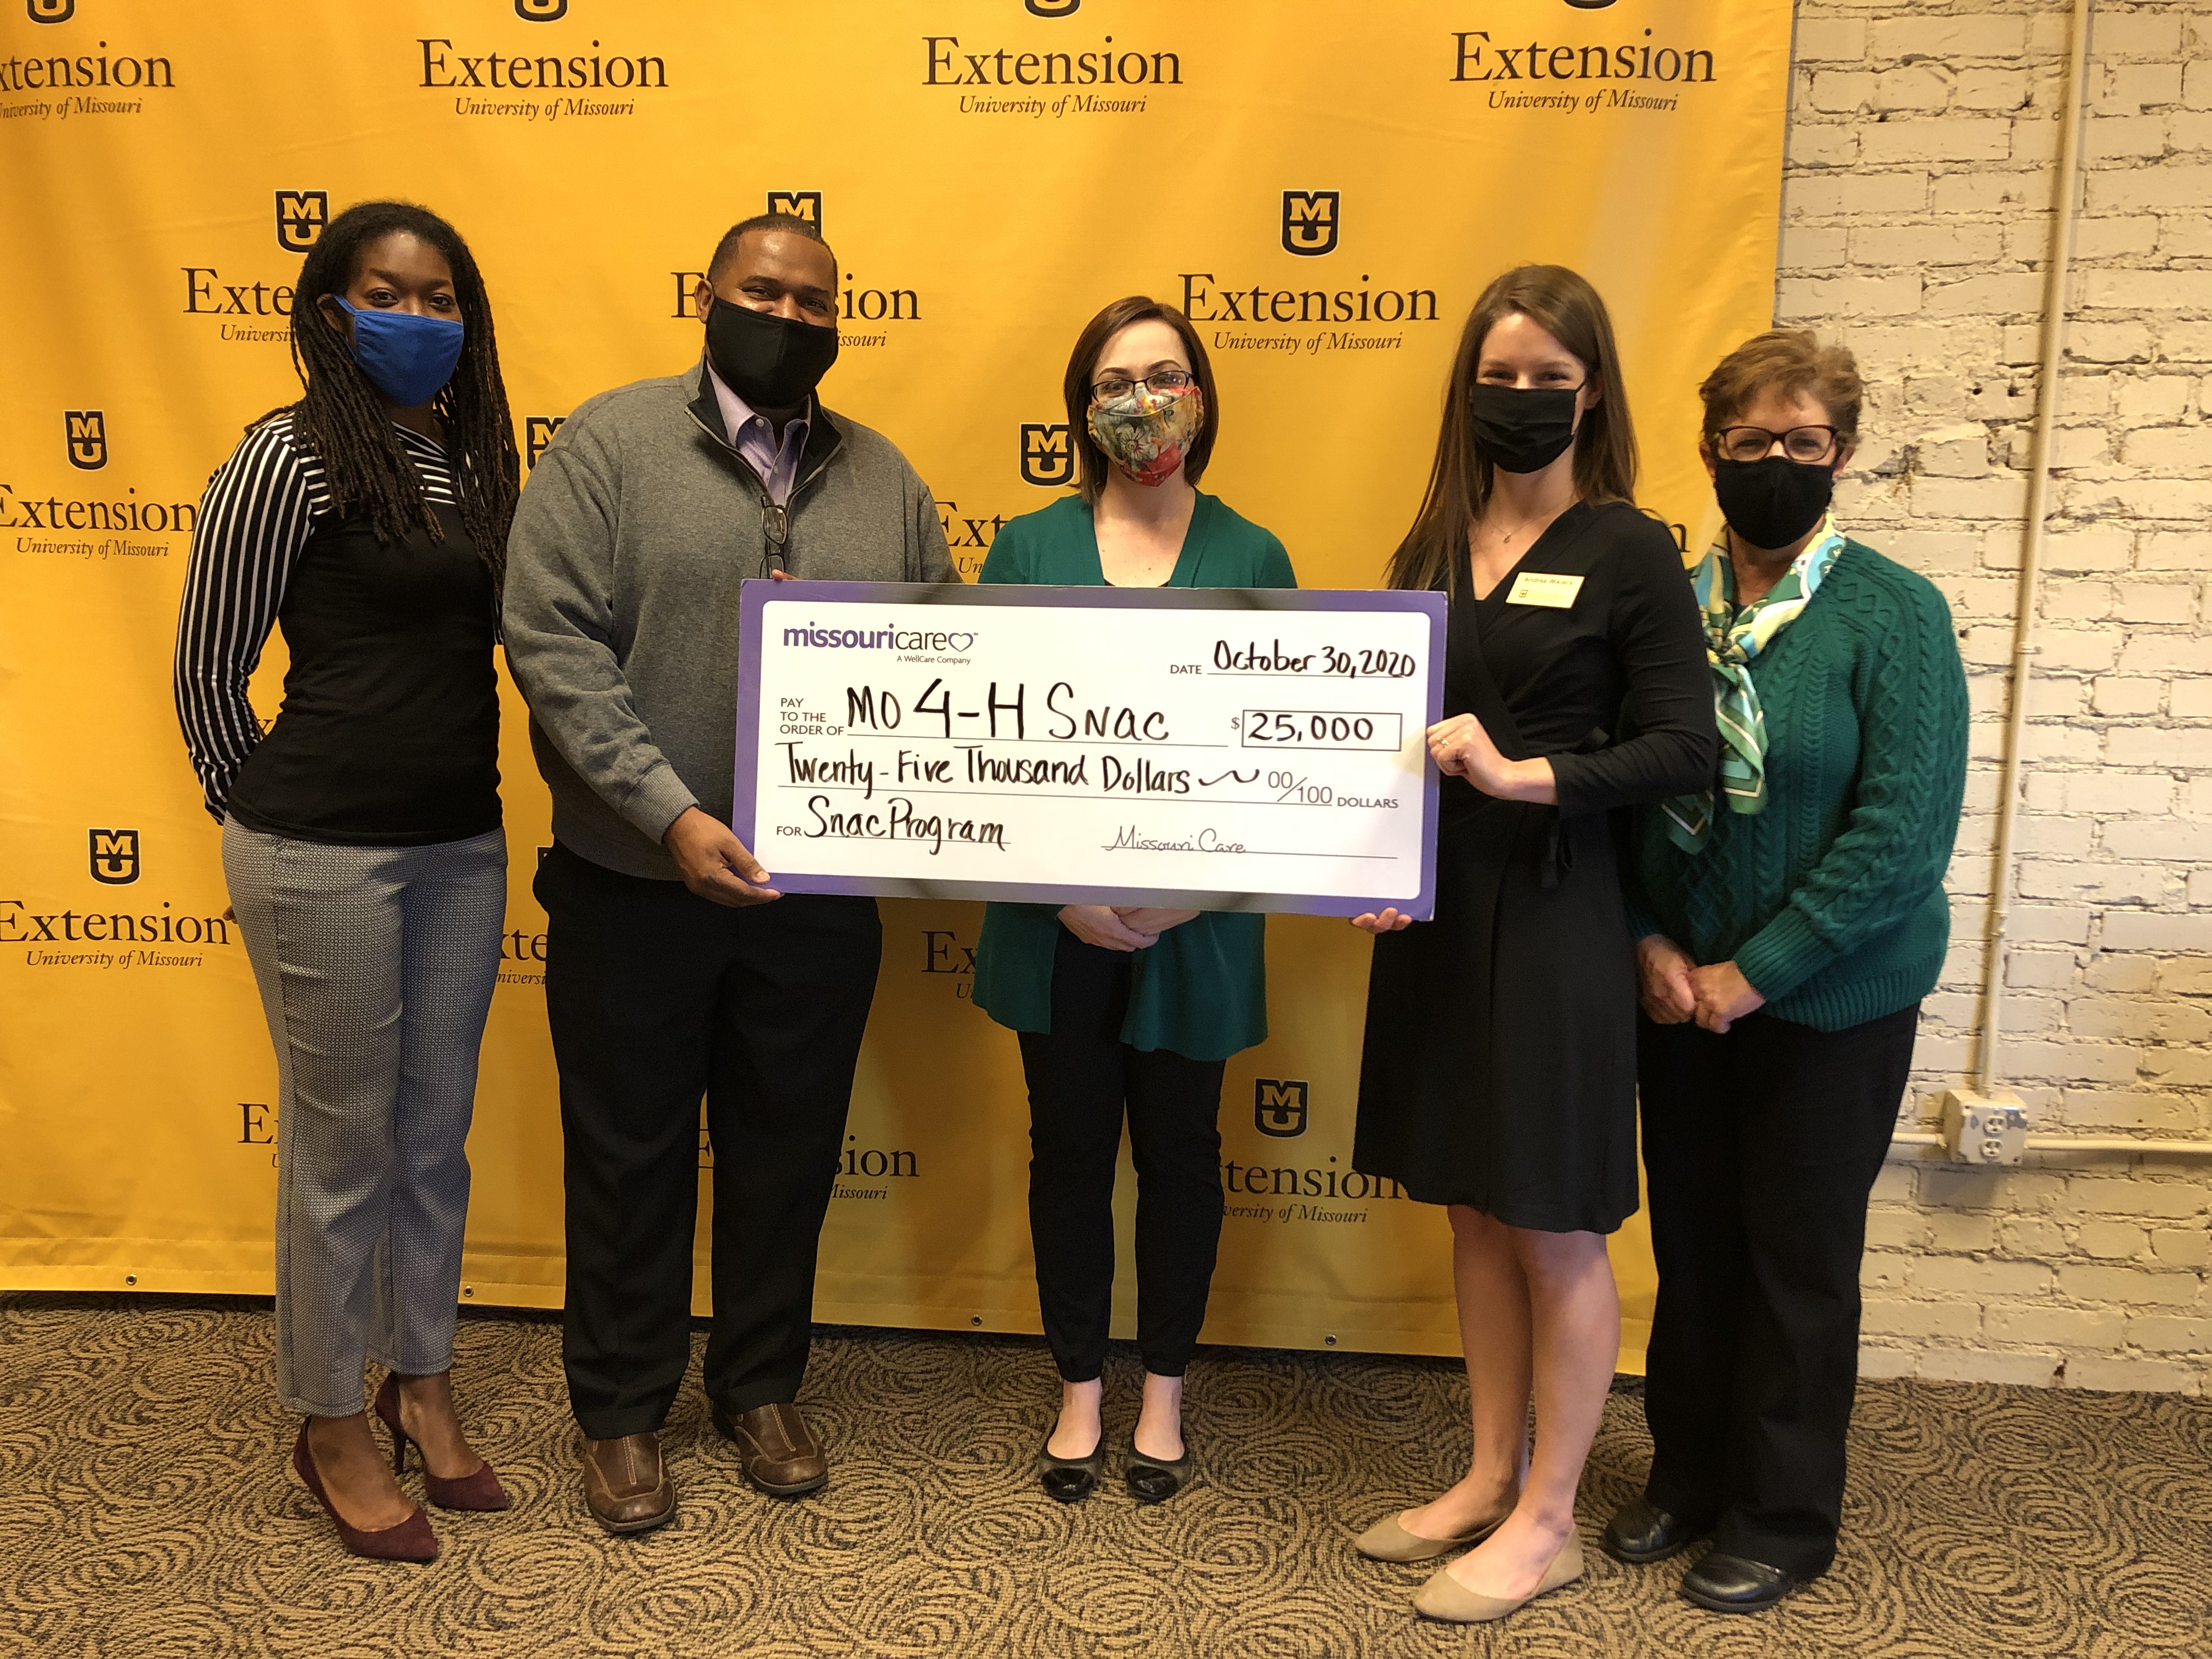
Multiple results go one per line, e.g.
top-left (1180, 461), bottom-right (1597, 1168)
top-left (971, 492), bottom-right (1296, 1061)
top-left (1627, 539), bottom-right (1968, 1031)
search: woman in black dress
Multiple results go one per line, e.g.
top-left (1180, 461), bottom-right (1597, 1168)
top-left (1347, 266), bottom-right (1714, 1624)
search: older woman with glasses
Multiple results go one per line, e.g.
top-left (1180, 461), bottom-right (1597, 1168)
top-left (1604, 330), bottom-right (1967, 1612)
top-left (972, 295), bottom-right (1294, 1506)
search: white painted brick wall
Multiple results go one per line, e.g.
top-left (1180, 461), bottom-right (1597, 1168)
top-left (1778, 0), bottom-right (2211, 1396)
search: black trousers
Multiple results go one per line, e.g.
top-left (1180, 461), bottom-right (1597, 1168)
top-left (1019, 930), bottom-right (1228, 1383)
top-left (1636, 1002), bottom-right (1921, 1578)
top-left (537, 843), bottom-right (881, 1440)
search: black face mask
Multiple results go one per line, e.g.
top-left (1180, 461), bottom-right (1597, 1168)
top-left (1712, 455), bottom-right (1835, 551)
top-left (1466, 383), bottom-right (1580, 475)
top-left (704, 296), bottom-right (839, 410)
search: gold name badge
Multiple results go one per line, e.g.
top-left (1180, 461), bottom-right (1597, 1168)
top-left (1505, 571), bottom-right (1584, 609)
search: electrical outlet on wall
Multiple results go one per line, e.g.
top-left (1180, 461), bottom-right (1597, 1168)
top-left (1938, 1089), bottom-right (2029, 1165)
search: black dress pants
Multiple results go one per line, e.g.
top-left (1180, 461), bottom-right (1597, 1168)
top-left (1019, 930), bottom-right (1228, 1383)
top-left (537, 842), bottom-right (881, 1440)
top-left (1635, 1002), bottom-right (1921, 1579)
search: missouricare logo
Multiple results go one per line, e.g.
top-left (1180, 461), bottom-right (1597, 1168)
top-left (1019, 423), bottom-right (1074, 487)
top-left (274, 190), bottom-right (328, 255)
top-left (767, 190), bottom-right (822, 232)
top-left (526, 416), bottom-right (565, 470)
top-left (1255, 1079), bottom-right (1309, 1138)
top-left (1282, 190), bottom-right (1339, 257)
top-left (782, 623), bottom-right (978, 652)
top-left (89, 828), bottom-right (139, 885)
top-left (27, 0), bottom-right (74, 22)
top-left (65, 410), bottom-right (107, 470)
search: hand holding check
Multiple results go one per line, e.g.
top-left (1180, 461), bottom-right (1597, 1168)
top-left (1348, 714), bottom-right (1554, 934)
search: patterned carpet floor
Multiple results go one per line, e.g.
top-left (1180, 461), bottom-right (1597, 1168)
top-left (2, 1293), bottom-right (2207, 1657)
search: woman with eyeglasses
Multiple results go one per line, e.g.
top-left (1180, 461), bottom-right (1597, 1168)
top-left (971, 295), bottom-right (1294, 1506)
top-left (1345, 266), bottom-right (1714, 1624)
top-left (1601, 331), bottom-right (1966, 1613)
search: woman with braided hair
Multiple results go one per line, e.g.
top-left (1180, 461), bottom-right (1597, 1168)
top-left (173, 200), bottom-right (520, 1563)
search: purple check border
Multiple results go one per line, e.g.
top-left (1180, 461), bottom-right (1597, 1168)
top-left (734, 579), bottom-right (1445, 919)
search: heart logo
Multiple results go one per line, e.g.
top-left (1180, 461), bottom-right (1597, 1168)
top-left (945, 632), bottom-right (975, 651)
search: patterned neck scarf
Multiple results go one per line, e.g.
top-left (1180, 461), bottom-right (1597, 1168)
top-left (1662, 514), bottom-right (1846, 852)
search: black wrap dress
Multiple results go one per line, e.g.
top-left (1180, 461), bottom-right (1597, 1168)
top-left (1353, 500), bottom-right (1715, 1234)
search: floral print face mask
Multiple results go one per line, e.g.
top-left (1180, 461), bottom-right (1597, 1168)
top-left (1086, 383), bottom-right (1205, 488)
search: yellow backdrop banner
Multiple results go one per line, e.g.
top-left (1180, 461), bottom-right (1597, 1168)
top-left (0, 0), bottom-right (1789, 1367)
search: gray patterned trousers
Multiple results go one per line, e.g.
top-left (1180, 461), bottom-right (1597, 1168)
top-left (222, 821), bottom-right (506, 1417)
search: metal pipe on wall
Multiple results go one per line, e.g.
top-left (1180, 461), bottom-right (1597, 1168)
top-left (1883, 0), bottom-right (2199, 1168)
top-left (1973, 0), bottom-right (2094, 1096)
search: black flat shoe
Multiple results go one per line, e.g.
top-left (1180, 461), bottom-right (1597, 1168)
top-left (1125, 1439), bottom-right (1193, 1505)
top-left (1602, 1496), bottom-right (1709, 1565)
top-left (1037, 1431), bottom-right (1106, 1503)
top-left (1681, 1551), bottom-right (1798, 1613)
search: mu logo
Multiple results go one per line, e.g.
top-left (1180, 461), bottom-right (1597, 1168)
top-left (525, 416), bottom-right (566, 470)
top-left (1019, 423), bottom-right (1074, 487)
top-left (274, 190), bottom-right (329, 255)
top-left (767, 190), bottom-right (823, 231)
top-left (1254, 1079), bottom-right (1309, 1138)
top-left (1281, 190), bottom-right (1339, 257)
top-left (1025, 0), bottom-right (1080, 13)
top-left (89, 828), bottom-right (140, 885)
top-left (27, 0), bottom-right (74, 21)
top-left (65, 410), bottom-right (107, 470)
top-left (516, 0), bottom-right (567, 19)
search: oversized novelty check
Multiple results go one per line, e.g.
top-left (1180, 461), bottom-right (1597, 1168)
top-left (733, 581), bottom-right (1446, 918)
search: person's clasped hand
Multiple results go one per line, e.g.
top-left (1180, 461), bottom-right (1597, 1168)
top-left (1058, 905), bottom-right (1160, 952)
top-left (1635, 934), bottom-right (1698, 1024)
top-left (1638, 937), bottom-right (1764, 1033)
top-left (1688, 960), bottom-right (1764, 1034)
top-left (1113, 906), bottom-right (1199, 936)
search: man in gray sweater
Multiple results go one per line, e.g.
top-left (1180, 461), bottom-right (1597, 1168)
top-left (504, 212), bottom-right (954, 1534)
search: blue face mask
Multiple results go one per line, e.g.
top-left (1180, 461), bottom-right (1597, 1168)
top-left (325, 295), bottom-right (465, 408)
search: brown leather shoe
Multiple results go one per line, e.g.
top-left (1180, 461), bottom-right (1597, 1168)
top-left (710, 1401), bottom-right (827, 1496)
top-left (579, 1431), bottom-right (674, 1534)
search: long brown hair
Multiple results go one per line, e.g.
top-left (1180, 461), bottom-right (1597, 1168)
top-left (1386, 264), bottom-right (1637, 594)
top-left (1061, 295), bottom-right (1219, 504)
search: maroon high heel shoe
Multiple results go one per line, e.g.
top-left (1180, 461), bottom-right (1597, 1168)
top-left (292, 1421), bottom-right (438, 1562)
top-left (374, 1373), bottom-right (511, 1512)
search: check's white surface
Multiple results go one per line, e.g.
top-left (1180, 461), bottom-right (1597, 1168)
top-left (744, 595), bottom-right (1434, 912)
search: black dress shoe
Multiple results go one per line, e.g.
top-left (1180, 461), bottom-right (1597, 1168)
top-left (1681, 1551), bottom-right (1798, 1613)
top-left (1125, 1439), bottom-right (1193, 1505)
top-left (1602, 1496), bottom-right (1708, 1564)
top-left (1036, 1431), bottom-right (1106, 1503)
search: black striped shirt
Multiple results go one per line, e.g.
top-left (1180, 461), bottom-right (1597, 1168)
top-left (173, 416), bottom-right (457, 821)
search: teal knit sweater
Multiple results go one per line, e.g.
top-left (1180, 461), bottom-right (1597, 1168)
top-left (1626, 539), bottom-right (1968, 1032)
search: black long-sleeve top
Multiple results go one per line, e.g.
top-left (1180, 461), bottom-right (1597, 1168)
top-left (172, 415), bottom-right (499, 844)
top-left (1444, 498), bottom-right (1716, 816)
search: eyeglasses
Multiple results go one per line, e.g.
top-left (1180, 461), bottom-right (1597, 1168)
top-left (1714, 425), bottom-right (1840, 464)
top-left (1091, 369), bottom-right (1194, 402)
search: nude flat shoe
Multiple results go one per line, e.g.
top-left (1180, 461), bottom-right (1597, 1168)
top-left (1413, 1535), bottom-right (1585, 1623)
top-left (1353, 1506), bottom-right (1508, 1562)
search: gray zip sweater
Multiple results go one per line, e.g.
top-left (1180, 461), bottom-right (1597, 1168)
top-left (504, 360), bottom-right (956, 880)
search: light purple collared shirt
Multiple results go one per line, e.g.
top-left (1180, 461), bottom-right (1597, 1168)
top-left (706, 362), bottom-right (810, 507)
